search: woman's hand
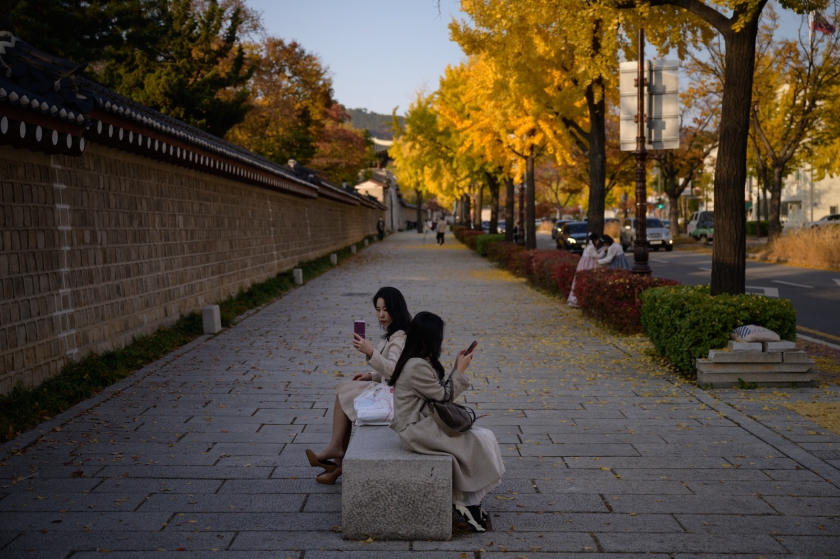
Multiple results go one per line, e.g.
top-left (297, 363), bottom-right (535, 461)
top-left (455, 349), bottom-right (474, 373)
top-left (353, 333), bottom-right (375, 357)
top-left (352, 372), bottom-right (373, 381)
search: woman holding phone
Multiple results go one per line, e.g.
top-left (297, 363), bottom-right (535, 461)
top-left (305, 286), bottom-right (411, 484)
top-left (388, 312), bottom-right (505, 532)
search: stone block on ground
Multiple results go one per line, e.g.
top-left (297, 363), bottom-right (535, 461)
top-left (201, 305), bottom-right (222, 334)
top-left (783, 351), bottom-right (810, 363)
top-left (707, 350), bottom-right (782, 363)
top-left (764, 340), bottom-right (796, 352)
top-left (364, 239), bottom-right (369, 246)
top-left (330, 253), bottom-right (337, 266)
top-left (342, 426), bottom-right (452, 541)
top-left (293, 268), bottom-right (303, 285)
top-left (350, 245), bottom-right (356, 254)
top-left (728, 341), bottom-right (762, 352)
top-left (696, 357), bottom-right (816, 387)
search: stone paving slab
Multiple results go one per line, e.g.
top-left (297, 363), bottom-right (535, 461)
top-left (2, 231), bottom-right (840, 557)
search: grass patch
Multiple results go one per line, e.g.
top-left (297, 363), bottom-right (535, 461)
top-left (0, 237), bottom-right (374, 442)
top-left (760, 226), bottom-right (840, 271)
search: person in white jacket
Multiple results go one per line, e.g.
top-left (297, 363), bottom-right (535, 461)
top-left (597, 234), bottom-right (631, 269)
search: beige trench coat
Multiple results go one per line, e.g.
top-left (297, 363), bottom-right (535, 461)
top-left (390, 358), bottom-right (505, 493)
top-left (336, 330), bottom-right (406, 422)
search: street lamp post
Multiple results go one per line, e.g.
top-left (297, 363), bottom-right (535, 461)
top-left (632, 29), bottom-right (652, 276)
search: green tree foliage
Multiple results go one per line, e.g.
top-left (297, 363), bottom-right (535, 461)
top-left (102, 0), bottom-right (254, 137)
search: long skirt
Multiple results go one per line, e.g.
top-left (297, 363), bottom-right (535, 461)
top-left (336, 379), bottom-right (378, 423)
top-left (567, 255), bottom-right (600, 307)
top-left (607, 253), bottom-right (631, 270)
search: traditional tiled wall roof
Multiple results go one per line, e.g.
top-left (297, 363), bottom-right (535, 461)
top-left (0, 30), bottom-right (384, 209)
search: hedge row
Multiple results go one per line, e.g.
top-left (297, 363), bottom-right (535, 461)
top-left (451, 230), bottom-right (798, 376)
top-left (641, 285), bottom-right (797, 373)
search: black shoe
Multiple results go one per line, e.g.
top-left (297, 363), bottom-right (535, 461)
top-left (455, 504), bottom-right (487, 532)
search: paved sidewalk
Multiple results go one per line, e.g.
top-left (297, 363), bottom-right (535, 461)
top-left (1, 231), bottom-right (839, 558)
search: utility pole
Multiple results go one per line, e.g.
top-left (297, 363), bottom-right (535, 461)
top-left (632, 29), bottom-right (652, 275)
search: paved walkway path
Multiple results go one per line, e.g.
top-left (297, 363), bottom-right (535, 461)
top-left (2, 232), bottom-right (839, 558)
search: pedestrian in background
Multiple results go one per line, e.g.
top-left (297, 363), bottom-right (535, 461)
top-left (567, 233), bottom-right (604, 308)
top-left (597, 234), bottom-right (631, 270)
top-left (376, 217), bottom-right (385, 241)
top-left (436, 217), bottom-right (447, 245)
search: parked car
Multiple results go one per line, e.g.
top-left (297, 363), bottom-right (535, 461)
top-left (557, 222), bottom-right (589, 253)
top-left (551, 220), bottom-right (572, 239)
top-left (620, 218), bottom-right (674, 251)
top-left (804, 214), bottom-right (840, 228)
top-left (688, 211), bottom-right (714, 244)
top-left (686, 211), bottom-right (700, 235)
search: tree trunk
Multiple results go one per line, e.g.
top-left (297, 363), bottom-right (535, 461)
top-left (487, 172), bottom-right (500, 234)
top-left (665, 175), bottom-right (681, 237)
top-left (767, 165), bottom-right (784, 241)
top-left (463, 194), bottom-right (471, 229)
top-left (504, 176), bottom-right (514, 242)
top-left (416, 188), bottom-right (423, 234)
top-left (585, 82), bottom-right (607, 237)
top-left (474, 184), bottom-right (484, 231)
top-left (710, 27), bottom-right (760, 295)
top-left (526, 149), bottom-right (537, 249)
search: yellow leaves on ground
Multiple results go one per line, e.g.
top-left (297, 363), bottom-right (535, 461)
top-left (784, 402), bottom-right (840, 436)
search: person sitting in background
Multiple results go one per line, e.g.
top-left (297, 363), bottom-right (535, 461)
top-left (597, 234), bottom-right (631, 270)
top-left (567, 232), bottom-right (604, 308)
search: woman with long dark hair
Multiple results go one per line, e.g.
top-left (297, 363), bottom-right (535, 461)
top-left (305, 287), bottom-right (412, 484)
top-left (388, 312), bottom-right (505, 532)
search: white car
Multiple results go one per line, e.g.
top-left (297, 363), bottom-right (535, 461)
top-left (620, 217), bottom-right (674, 251)
top-left (804, 214), bottom-right (840, 228)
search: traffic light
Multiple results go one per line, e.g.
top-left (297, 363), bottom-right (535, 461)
top-left (656, 200), bottom-right (663, 210)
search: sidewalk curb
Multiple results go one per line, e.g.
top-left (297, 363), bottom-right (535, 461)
top-left (675, 383), bottom-right (840, 488)
top-left (0, 334), bottom-right (211, 462)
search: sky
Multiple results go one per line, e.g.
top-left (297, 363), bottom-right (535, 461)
top-left (245, 1), bottom-right (817, 117)
top-left (245, 0), bottom-right (466, 116)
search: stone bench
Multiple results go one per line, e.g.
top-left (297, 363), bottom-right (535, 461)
top-left (342, 426), bottom-right (452, 540)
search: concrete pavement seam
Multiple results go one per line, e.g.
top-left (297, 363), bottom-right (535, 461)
top-left (0, 333), bottom-right (212, 462)
top-left (675, 383), bottom-right (840, 487)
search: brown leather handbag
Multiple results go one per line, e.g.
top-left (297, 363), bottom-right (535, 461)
top-left (427, 375), bottom-right (476, 436)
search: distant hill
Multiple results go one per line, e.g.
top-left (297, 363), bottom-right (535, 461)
top-left (346, 108), bottom-right (404, 140)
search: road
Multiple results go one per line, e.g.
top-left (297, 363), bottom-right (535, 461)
top-left (537, 232), bottom-right (840, 342)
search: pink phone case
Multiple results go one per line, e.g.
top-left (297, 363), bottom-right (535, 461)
top-left (354, 320), bottom-right (365, 339)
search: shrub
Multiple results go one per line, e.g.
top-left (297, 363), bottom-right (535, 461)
top-left (486, 241), bottom-right (524, 269)
top-left (746, 220), bottom-right (772, 236)
top-left (511, 249), bottom-right (538, 277)
top-left (529, 250), bottom-right (580, 291)
top-left (460, 230), bottom-right (486, 249)
top-left (574, 268), bottom-right (680, 335)
top-left (451, 225), bottom-right (467, 240)
top-left (476, 234), bottom-right (505, 256)
top-left (640, 284), bottom-right (797, 373)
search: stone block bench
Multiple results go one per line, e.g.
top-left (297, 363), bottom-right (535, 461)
top-left (342, 426), bottom-right (452, 540)
top-left (696, 340), bottom-right (816, 387)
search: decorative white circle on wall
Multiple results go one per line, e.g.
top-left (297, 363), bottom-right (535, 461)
top-left (1, 116), bottom-right (7, 134)
top-left (35, 126), bottom-right (42, 141)
top-left (19, 122), bottom-right (26, 138)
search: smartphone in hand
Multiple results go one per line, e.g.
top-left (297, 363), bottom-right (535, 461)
top-left (354, 320), bottom-right (366, 339)
top-left (464, 340), bottom-right (478, 355)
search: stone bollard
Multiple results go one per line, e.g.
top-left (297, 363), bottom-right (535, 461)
top-left (364, 239), bottom-right (369, 247)
top-left (330, 253), bottom-right (337, 266)
top-left (293, 268), bottom-right (303, 285)
top-left (202, 305), bottom-right (222, 334)
top-left (350, 245), bottom-right (356, 255)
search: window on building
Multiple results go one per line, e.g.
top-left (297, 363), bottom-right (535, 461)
top-left (781, 202), bottom-right (788, 217)
top-left (831, 205), bottom-right (838, 215)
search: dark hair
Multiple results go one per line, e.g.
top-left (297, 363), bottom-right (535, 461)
top-left (388, 311), bottom-right (445, 387)
top-left (600, 234), bottom-right (614, 245)
top-left (588, 232), bottom-right (600, 243)
top-left (373, 287), bottom-right (412, 340)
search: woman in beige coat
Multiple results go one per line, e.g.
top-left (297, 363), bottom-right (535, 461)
top-left (305, 286), bottom-right (411, 484)
top-left (389, 312), bottom-right (505, 532)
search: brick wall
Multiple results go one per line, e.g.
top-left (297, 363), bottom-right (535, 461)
top-left (0, 143), bottom-right (381, 394)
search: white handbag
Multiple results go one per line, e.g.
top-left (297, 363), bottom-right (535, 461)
top-left (353, 383), bottom-right (394, 426)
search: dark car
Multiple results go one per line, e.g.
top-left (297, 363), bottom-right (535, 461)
top-left (551, 220), bottom-right (573, 240)
top-left (557, 222), bottom-right (589, 253)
